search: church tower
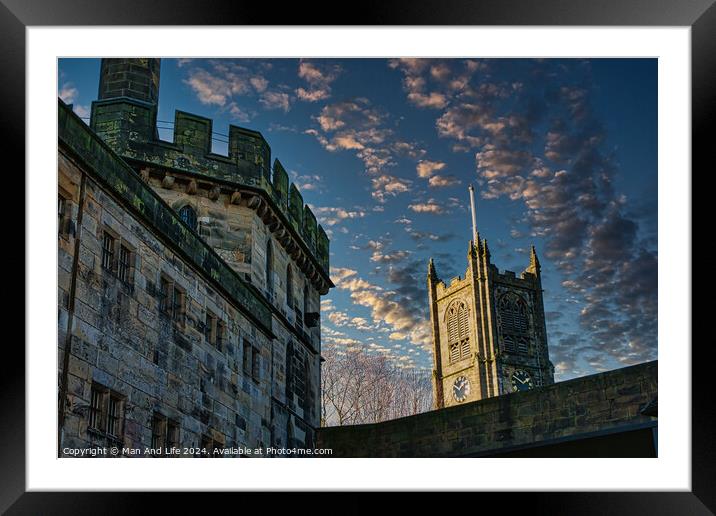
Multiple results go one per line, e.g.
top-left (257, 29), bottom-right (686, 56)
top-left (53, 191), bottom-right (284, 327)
top-left (428, 186), bottom-right (554, 408)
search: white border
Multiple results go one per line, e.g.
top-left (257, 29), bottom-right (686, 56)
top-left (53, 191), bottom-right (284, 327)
top-left (27, 27), bottom-right (690, 491)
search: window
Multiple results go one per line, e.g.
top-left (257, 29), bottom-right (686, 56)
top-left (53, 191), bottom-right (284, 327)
top-left (106, 395), bottom-right (121, 436)
top-left (265, 240), bottom-right (274, 299)
top-left (503, 335), bottom-right (530, 354)
top-left (178, 205), bottom-right (198, 232)
top-left (167, 420), bottom-right (180, 448)
top-left (242, 339), bottom-right (252, 375)
top-left (286, 265), bottom-right (294, 308)
top-left (446, 301), bottom-right (471, 363)
top-left (200, 435), bottom-right (224, 458)
top-left (159, 276), bottom-right (171, 313)
top-left (216, 321), bottom-right (226, 352)
top-left (101, 231), bottom-right (115, 271)
top-left (118, 244), bottom-right (134, 284)
top-left (172, 284), bottom-right (186, 326)
top-left (58, 194), bottom-right (69, 236)
top-left (499, 294), bottom-right (530, 334)
top-left (303, 283), bottom-right (309, 316)
top-left (88, 386), bottom-right (103, 430)
top-left (87, 384), bottom-right (124, 441)
top-left (151, 414), bottom-right (181, 455)
top-left (252, 347), bottom-right (261, 382)
top-left (205, 311), bottom-right (217, 345)
top-left (159, 275), bottom-right (186, 325)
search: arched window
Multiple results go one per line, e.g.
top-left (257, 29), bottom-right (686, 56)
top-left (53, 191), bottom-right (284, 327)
top-left (265, 239), bottom-right (274, 298)
top-left (499, 294), bottom-right (529, 334)
top-left (286, 265), bottom-right (294, 308)
top-left (446, 301), bottom-right (471, 363)
top-left (178, 205), bottom-right (197, 232)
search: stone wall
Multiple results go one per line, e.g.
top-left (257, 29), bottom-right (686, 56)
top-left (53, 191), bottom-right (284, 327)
top-left (58, 101), bottom-right (321, 456)
top-left (317, 361), bottom-right (657, 457)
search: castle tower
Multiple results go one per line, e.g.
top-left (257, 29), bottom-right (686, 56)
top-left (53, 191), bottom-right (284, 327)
top-left (78, 57), bottom-right (333, 454)
top-left (98, 58), bottom-right (161, 104)
top-left (91, 58), bottom-right (162, 149)
top-left (428, 187), bottom-right (554, 408)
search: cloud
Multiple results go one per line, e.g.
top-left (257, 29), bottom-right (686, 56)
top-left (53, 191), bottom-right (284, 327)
top-left (408, 92), bottom-right (448, 109)
top-left (296, 60), bottom-right (342, 102)
top-left (259, 91), bottom-right (291, 112)
top-left (181, 59), bottom-right (292, 120)
top-left (416, 160), bottom-right (446, 178)
top-left (313, 206), bottom-right (367, 227)
top-left (296, 88), bottom-right (330, 102)
top-left (428, 175), bottom-right (462, 188)
top-left (333, 267), bottom-right (431, 350)
top-left (307, 97), bottom-right (424, 204)
top-left (371, 175), bottom-right (412, 203)
top-left (58, 83), bottom-right (79, 104)
top-left (408, 199), bottom-right (445, 214)
top-left (58, 82), bottom-right (90, 122)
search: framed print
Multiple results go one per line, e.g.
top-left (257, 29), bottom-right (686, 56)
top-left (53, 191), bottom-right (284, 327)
top-left (4, 0), bottom-right (710, 512)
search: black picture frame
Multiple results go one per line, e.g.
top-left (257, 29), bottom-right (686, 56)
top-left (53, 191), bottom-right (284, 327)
top-left (4, 0), bottom-right (708, 512)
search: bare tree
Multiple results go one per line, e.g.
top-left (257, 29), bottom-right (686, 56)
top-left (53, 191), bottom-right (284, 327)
top-left (321, 344), bottom-right (433, 426)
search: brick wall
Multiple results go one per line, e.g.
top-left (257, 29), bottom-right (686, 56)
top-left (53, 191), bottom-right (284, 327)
top-left (317, 361), bottom-right (657, 457)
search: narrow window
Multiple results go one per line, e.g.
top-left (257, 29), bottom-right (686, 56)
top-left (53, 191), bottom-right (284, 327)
top-left (252, 346), bottom-right (260, 382)
top-left (159, 276), bottom-right (171, 314)
top-left (172, 285), bottom-right (186, 326)
top-left (216, 321), bottom-right (226, 352)
top-left (178, 205), bottom-right (198, 232)
top-left (58, 195), bottom-right (69, 236)
top-left (205, 311), bottom-right (217, 346)
top-left (166, 420), bottom-right (180, 449)
top-left (200, 435), bottom-right (214, 458)
top-left (242, 339), bottom-right (252, 375)
top-left (265, 239), bottom-right (273, 299)
top-left (118, 244), bottom-right (133, 284)
top-left (151, 415), bottom-right (165, 449)
top-left (101, 231), bottom-right (115, 272)
top-left (303, 282), bottom-right (310, 321)
top-left (286, 265), bottom-right (294, 308)
top-left (106, 394), bottom-right (121, 437)
top-left (88, 386), bottom-right (103, 431)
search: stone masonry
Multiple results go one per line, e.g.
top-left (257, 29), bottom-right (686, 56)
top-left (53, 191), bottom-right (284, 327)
top-left (58, 57), bottom-right (332, 457)
top-left (317, 361), bottom-right (657, 457)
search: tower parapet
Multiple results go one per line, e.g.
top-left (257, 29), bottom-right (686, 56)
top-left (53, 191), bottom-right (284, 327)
top-left (89, 58), bottom-right (330, 279)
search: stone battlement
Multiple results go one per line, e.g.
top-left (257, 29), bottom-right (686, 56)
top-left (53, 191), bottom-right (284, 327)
top-left (90, 97), bottom-right (329, 274)
top-left (61, 99), bottom-right (274, 334)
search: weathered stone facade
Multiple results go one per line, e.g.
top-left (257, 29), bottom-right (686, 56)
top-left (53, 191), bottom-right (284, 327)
top-left (57, 58), bottom-right (332, 457)
top-left (318, 361), bottom-right (658, 457)
top-left (428, 237), bottom-right (554, 409)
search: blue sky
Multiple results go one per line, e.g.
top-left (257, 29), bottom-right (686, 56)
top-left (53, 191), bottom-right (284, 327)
top-left (58, 58), bottom-right (658, 381)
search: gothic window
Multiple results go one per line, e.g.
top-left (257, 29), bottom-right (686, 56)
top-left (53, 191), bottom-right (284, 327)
top-left (178, 205), bottom-right (197, 232)
top-left (499, 294), bottom-right (529, 334)
top-left (446, 301), bottom-right (471, 363)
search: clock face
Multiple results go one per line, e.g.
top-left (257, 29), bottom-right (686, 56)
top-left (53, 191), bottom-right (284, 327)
top-left (452, 376), bottom-right (471, 402)
top-left (511, 369), bottom-right (533, 392)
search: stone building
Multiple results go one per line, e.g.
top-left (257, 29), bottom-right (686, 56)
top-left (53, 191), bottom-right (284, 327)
top-left (427, 194), bottom-right (554, 408)
top-left (58, 58), bottom-right (333, 457)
